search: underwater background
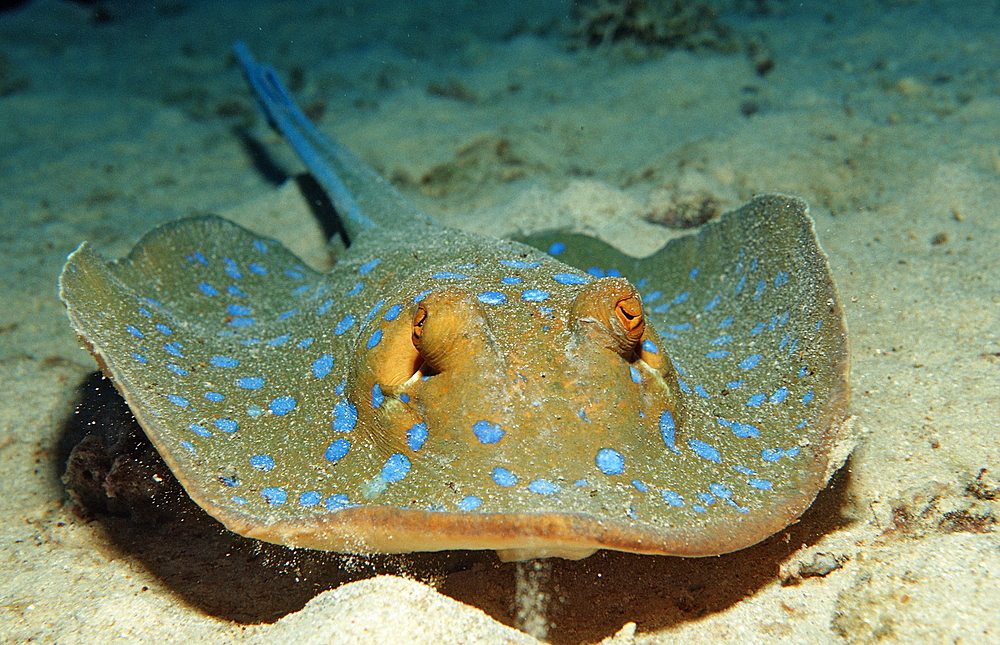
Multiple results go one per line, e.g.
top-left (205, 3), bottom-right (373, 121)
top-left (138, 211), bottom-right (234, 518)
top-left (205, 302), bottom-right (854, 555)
top-left (1, 0), bottom-right (998, 642)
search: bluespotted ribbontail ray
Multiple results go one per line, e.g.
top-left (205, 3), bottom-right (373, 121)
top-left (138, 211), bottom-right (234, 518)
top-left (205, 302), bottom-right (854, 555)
top-left (58, 43), bottom-right (851, 561)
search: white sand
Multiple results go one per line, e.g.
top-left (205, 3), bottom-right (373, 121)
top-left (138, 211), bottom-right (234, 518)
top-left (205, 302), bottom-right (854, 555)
top-left (2, 0), bottom-right (998, 642)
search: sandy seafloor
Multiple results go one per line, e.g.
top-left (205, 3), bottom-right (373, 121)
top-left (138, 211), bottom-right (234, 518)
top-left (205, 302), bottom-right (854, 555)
top-left (1, 0), bottom-right (999, 642)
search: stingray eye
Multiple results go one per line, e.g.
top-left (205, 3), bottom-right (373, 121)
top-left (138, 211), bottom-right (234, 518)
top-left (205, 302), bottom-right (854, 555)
top-left (615, 293), bottom-right (645, 343)
top-left (412, 305), bottom-right (428, 345)
top-left (570, 277), bottom-right (648, 357)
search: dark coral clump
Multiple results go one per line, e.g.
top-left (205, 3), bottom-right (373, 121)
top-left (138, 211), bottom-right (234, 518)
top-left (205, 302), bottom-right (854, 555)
top-left (567, 0), bottom-right (740, 52)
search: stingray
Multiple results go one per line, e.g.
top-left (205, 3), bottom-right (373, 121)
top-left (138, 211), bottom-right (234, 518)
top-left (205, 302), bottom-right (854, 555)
top-left (58, 43), bottom-right (851, 561)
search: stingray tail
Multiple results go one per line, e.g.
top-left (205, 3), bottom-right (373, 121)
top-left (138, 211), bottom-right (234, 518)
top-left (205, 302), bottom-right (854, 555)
top-left (233, 41), bottom-right (433, 240)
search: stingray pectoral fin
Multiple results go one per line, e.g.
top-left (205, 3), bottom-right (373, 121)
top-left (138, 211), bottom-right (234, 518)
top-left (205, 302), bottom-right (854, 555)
top-left (524, 195), bottom-right (852, 552)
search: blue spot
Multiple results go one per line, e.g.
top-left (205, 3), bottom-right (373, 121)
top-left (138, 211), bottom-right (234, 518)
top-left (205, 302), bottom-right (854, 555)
top-left (227, 304), bottom-right (251, 316)
top-left (501, 276), bottom-right (522, 284)
top-left (163, 342), bottom-right (184, 358)
top-left (749, 478), bottom-right (773, 490)
top-left (325, 494), bottom-right (350, 510)
top-left (477, 291), bottom-right (507, 305)
top-left (528, 479), bottom-right (560, 495)
top-left (669, 323), bottom-right (692, 332)
top-left (770, 386), bottom-right (789, 403)
top-left (266, 334), bottom-right (291, 347)
top-left (552, 272), bottom-right (588, 285)
top-left (359, 258), bottom-right (382, 274)
top-left (249, 454), bottom-right (275, 472)
top-left (335, 380), bottom-right (346, 396)
top-left (248, 262), bottom-right (267, 275)
top-left (727, 380), bottom-right (745, 390)
top-left (747, 393), bottom-right (766, 407)
top-left (574, 479), bottom-right (589, 487)
top-left (381, 453), bottom-right (410, 483)
top-left (407, 422), bottom-right (428, 451)
top-left (166, 394), bottom-right (189, 408)
top-left (660, 410), bottom-right (678, 452)
top-left (672, 291), bottom-right (689, 305)
top-left (521, 289), bottom-right (550, 302)
top-left (316, 300), bottom-right (334, 316)
top-left (312, 353), bottom-right (334, 379)
top-left (651, 303), bottom-right (671, 314)
top-left (457, 495), bottom-right (482, 511)
top-left (473, 420), bottom-right (504, 444)
top-left (500, 259), bottom-right (543, 269)
top-left (710, 335), bottom-right (732, 346)
top-left (491, 467), bottom-right (518, 487)
top-left (688, 439), bottom-right (721, 463)
top-left (284, 268), bottom-right (304, 279)
top-left (629, 365), bottom-right (641, 384)
top-left (689, 267), bottom-right (699, 279)
top-left (125, 325), bottom-right (144, 339)
top-left (802, 390), bottom-right (814, 404)
top-left (246, 405), bottom-right (264, 418)
top-left (228, 317), bottom-right (254, 327)
top-left (739, 354), bottom-right (763, 370)
top-left (754, 280), bottom-right (766, 300)
top-left (334, 314), bottom-right (354, 336)
top-left (384, 304), bottom-right (404, 321)
top-left (775, 271), bottom-right (789, 287)
top-left (367, 329), bottom-right (383, 349)
top-left (641, 339), bottom-right (659, 354)
top-left (204, 391), bottom-right (224, 402)
top-left (606, 268), bottom-right (622, 277)
top-left (223, 258), bottom-right (242, 280)
top-left (291, 285), bottom-right (310, 297)
top-left (413, 290), bottom-right (433, 303)
top-left (220, 476), bottom-right (240, 487)
top-left (661, 490), bottom-right (684, 506)
top-left (299, 491), bottom-right (321, 507)
top-left (298, 337), bottom-right (315, 348)
top-left (735, 274), bottom-right (747, 296)
top-left (237, 376), bottom-right (264, 390)
top-left (362, 299), bottom-right (385, 327)
top-left (210, 355), bottom-right (239, 368)
top-left (596, 448), bottom-right (625, 475)
top-left (188, 423), bottom-right (212, 438)
top-left (332, 399), bottom-right (357, 432)
top-left (165, 363), bottom-right (189, 376)
top-left (797, 366), bottom-right (809, 378)
top-left (237, 338), bottom-right (260, 347)
top-left (706, 350), bottom-right (730, 359)
top-left (547, 242), bottom-right (566, 255)
top-left (137, 307), bottom-right (152, 318)
top-left (718, 316), bottom-right (734, 328)
top-left (191, 251), bottom-right (208, 266)
top-left (181, 441), bottom-right (195, 453)
top-left (632, 479), bottom-right (649, 492)
top-left (697, 492), bottom-right (716, 505)
top-left (750, 322), bottom-right (766, 336)
top-left (325, 438), bottom-right (351, 463)
top-left (644, 290), bottom-right (662, 303)
top-left (399, 393), bottom-right (410, 403)
top-left (586, 267), bottom-right (604, 277)
top-left (198, 283), bottom-right (219, 297)
top-left (269, 395), bottom-right (297, 416)
top-left (693, 505), bottom-right (707, 513)
top-left (431, 271), bottom-right (468, 280)
top-left (346, 282), bottom-right (363, 296)
top-left (704, 295), bottom-right (721, 311)
top-left (261, 487), bottom-right (286, 505)
top-left (227, 285), bottom-right (247, 297)
top-left (371, 384), bottom-right (384, 408)
top-left (710, 483), bottom-right (732, 499)
top-left (214, 418), bottom-right (238, 433)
